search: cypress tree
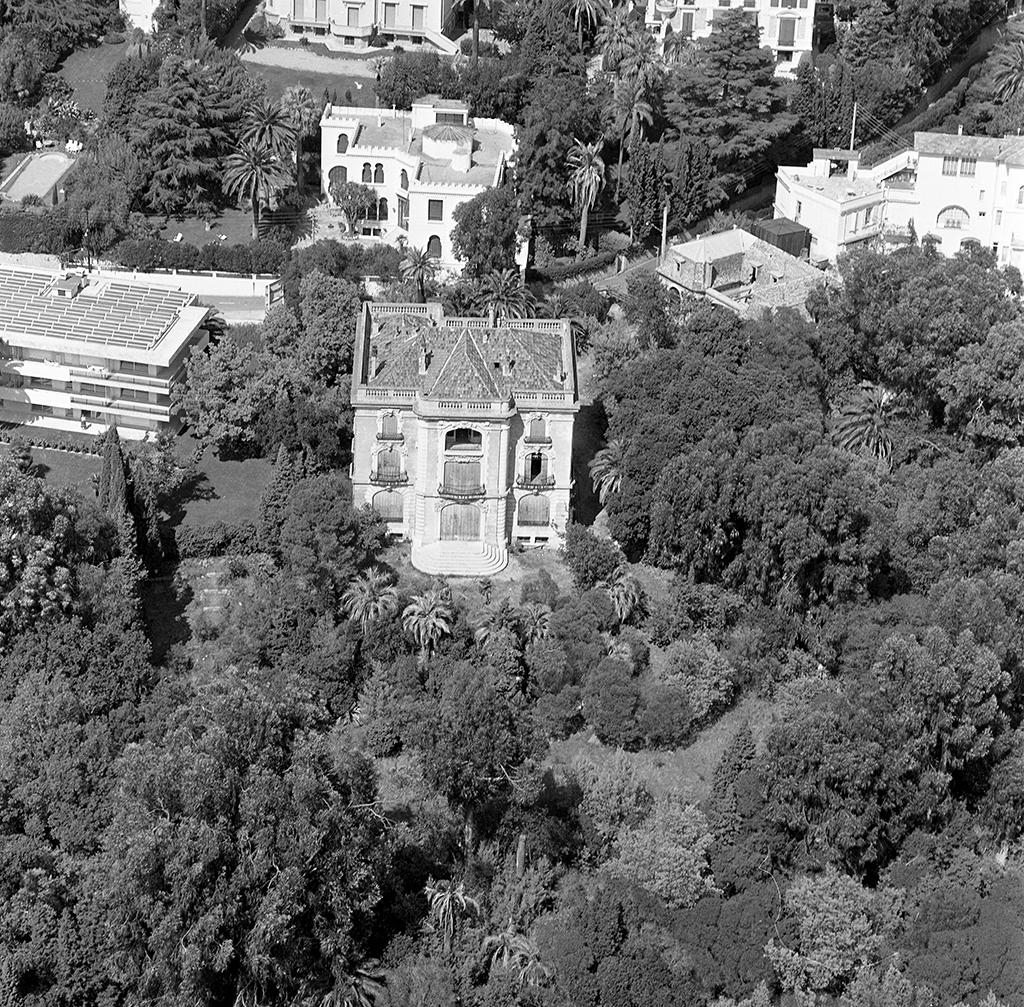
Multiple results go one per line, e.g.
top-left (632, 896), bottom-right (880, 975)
top-left (257, 445), bottom-right (299, 554)
top-left (705, 721), bottom-right (757, 840)
top-left (624, 139), bottom-right (662, 245)
top-left (99, 425), bottom-right (138, 557)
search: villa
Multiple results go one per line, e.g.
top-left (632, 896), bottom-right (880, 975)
top-left (350, 301), bottom-right (578, 576)
top-left (319, 96), bottom-right (515, 272)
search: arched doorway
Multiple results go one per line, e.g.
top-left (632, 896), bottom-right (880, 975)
top-left (518, 494), bottom-right (549, 527)
top-left (373, 490), bottom-right (403, 523)
top-left (441, 503), bottom-right (480, 541)
top-left (328, 165), bottom-right (347, 189)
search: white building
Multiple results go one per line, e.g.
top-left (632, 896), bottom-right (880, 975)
top-left (644, 0), bottom-right (816, 76)
top-left (774, 132), bottom-right (1024, 267)
top-left (320, 96), bottom-right (515, 271)
top-left (264, 0), bottom-right (461, 52)
top-left (121, 0), bottom-right (158, 32)
top-left (0, 268), bottom-right (211, 439)
top-left (351, 302), bottom-right (578, 576)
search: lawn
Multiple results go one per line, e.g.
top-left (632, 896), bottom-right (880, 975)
top-left (58, 41), bottom-right (128, 113)
top-left (245, 61), bottom-right (375, 105)
top-left (172, 437), bottom-right (274, 528)
top-left (1, 445), bottom-right (102, 489)
top-left (157, 207), bottom-right (256, 246)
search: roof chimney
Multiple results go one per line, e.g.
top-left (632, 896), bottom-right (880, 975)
top-left (418, 342), bottom-right (430, 375)
top-left (958, 124), bottom-right (964, 136)
top-left (368, 346), bottom-right (378, 379)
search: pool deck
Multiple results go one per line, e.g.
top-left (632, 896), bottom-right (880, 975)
top-left (0, 151), bottom-right (76, 203)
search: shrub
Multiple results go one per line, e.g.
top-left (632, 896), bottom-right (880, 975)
top-left (664, 633), bottom-right (736, 726)
top-left (530, 248), bottom-right (618, 282)
top-left (572, 750), bottom-right (653, 859)
top-left (582, 658), bottom-right (644, 749)
top-left (561, 523), bottom-right (622, 591)
top-left (535, 685), bottom-right (584, 740)
top-left (520, 568), bottom-right (560, 609)
top-left (174, 520), bottom-right (258, 559)
top-left (639, 683), bottom-right (693, 749)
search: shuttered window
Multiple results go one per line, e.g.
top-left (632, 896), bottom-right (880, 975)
top-left (373, 491), bottom-right (403, 522)
top-left (518, 495), bottom-right (550, 527)
top-left (441, 504), bottom-right (480, 540)
top-left (443, 460), bottom-right (481, 490)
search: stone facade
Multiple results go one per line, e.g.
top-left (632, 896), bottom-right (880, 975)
top-left (350, 303), bottom-right (578, 576)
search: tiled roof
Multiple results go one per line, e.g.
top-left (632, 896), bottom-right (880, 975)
top-left (913, 132), bottom-right (1005, 159)
top-left (0, 268), bottom-right (196, 350)
top-left (367, 310), bottom-right (568, 398)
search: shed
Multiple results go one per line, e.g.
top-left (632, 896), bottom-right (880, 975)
top-left (751, 217), bottom-right (810, 258)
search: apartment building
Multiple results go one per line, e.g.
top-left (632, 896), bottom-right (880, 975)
top-left (0, 268), bottom-right (211, 439)
top-left (320, 96), bottom-right (515, 271)
top-left (775, 133), bottom-right (1024, 266)
top-left (350, 302), bottom-right (578, 576)
top-left (264, 0), bottom-right (461, 52)
top-left (644, 0), bottom-right (816, 76)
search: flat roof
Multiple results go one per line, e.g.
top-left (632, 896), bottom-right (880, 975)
top-left (0, 267), bottom-right (209, 364)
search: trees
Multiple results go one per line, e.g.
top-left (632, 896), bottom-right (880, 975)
top-left (0, 32), bottom-right (42, 103)
top-left (342, 569), bottom-right (399, 631)
top-left (402, 589), bottom-right (455, 662)
top-left (375, 50), bottom-right (460, 110)
top-left (451, 184), bottom-right (521, 277)
top-left (589, 440), bottom-right (623, 504)
top-left (401, 246), bottom-right (436, 303)
top-left (94, 671), bottom-right (388, 1007)
top-left (223, 140), bottom-right (292, 239)
top-left (832, 382), bottom-right (899, 469)
top-left (607, 799), bottom-right (715, 909)
top-left (566, 138), bottom-right (606, 257)
top-left (475, 268), bottom-right (533, 321)
top-left (517, 74), bottom-right (600, 230)
top-left (570, 0), bottom-right (606, 51)
top-left (560, 523), bottom-right (622, 590)
top-left (296, 269), bottom-right (362, 383)
top-left (280, 85), bottom-right (321, 191)
top-left (241, 99), bottom-right (296, 157)
top-left (330, 179), bottom-right (376, 233)
top-left (608, 79), bottom-right (653, 201)
top-left (623, 138), bottom-right (661, 244)
top-left (665, 9), bottom-right (796, 196)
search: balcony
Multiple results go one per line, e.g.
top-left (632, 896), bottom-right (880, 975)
top-left (376, 430), bottom-right (405, 442)
top-left (370, 469), bottom-right (409, 486)
top-left (438, 482), bottom-right (485, 499)
top-left (523, 434), bottom-right (552, 445)
top-left (516, 474), bottom-right (555, 489)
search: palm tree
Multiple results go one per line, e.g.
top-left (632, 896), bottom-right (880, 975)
top-left (334, 962), bottom-right (387, 1007)
top-left (342, 568), bottom-right (398, 631)
top-left (589, 439), bottom-right (623, 503)
top-left (475, 268), bottom-right (534, 321)
top-left (663, 27), bottom-right (698, 66)
top-left (606, 566), bottom-right (644, 624)
top-left (426, 879), bottom-right (480, 954)
top-left (402, 589), bottom-right (454, 662)
top-left (280, 84), bottom-right (321, 191)
top-left (566, 139), bottom-right (606, 259)
top-left (223, 141), bottom-right (292, 240)
top-left (608, 79), bottom-right (653, 200)
top-left (618, 29), bottom-right (661, 94)
top-left (519, 602), bottom-right (550, 644)
top-left (570, 0), bottom-right (607, 52)
top-left (991, 32), bottom-right (1024, 102)
top-left (401, 246), bottom-right (436, 303)
top-left (832, 382), bottom-right (898, 470)
top-left (596, 3), bottom-right (632, 72)
top-left (241, 99), bottom-right (296, 157)
top-left (475, 598), bottom-right (522, 646)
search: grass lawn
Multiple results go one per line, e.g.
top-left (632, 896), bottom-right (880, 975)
top-left (548, 692), bottom-right (774, 807)
top-left (173, 439), bottom-right (273, 528)
top-left (0, 445), bottom-right (102, 490)
top-left (58, 41), bottom-right (128, 113)
top-left (246, 61), bottom-right (375, 105)
top-left (158, 207), bottom-right (256, 246)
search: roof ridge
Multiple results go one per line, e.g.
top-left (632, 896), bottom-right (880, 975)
top-left (428, 327), bottom-right (501, 399)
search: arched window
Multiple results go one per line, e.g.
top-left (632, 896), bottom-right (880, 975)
top-left (328, 165), bottom-right (347, 190)
top-left (518, 494), bottom-right (550, 527)
top-left (937, 205), bottom-right (969, 230)
top-left (361, 162), bottom-right (372, 183)
top-left (528, 416), bottom-right (547, 441)
top-left (366, 199), bottom-right (378, 220)
top-left (378, 197), bottom-right (389, 221)
top-left (445, 427), bottom-right (482, 451)
top-left (376, 446), bottom-right (401, 478)
top-left (380, 412), bottom-right (399, 438)
top-left (426, 235), bottom-right (442, 259)
top-left (400, 169), bottom-right (409, 189)
top-left (1018, 186), bottom-right (1024, 206)
top-left (522, 451), bottom-right (548, 485)
top-left (373, 163), bottom-right (384, 183)
top-left (336, 133), bottom-right (349, 153)
top-left (373, 490), bottom-right (403, 522)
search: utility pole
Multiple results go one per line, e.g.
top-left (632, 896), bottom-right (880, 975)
top-left (849, 101), bottom-right (858, 152)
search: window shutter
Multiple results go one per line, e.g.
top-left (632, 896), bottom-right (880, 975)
top-left (768, 15), bottom-right (778, 39)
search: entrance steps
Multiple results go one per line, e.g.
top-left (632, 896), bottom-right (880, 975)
top-left (411, 540), bottom-right (508, 576)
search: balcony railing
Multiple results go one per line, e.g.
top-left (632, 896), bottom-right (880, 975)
top-left (516, 474), bottom-right (555, 488)
top-left (370, 470), bottom-right (409, 486)
top-left (376, 430), bottom-right (405, 441)
top-left (523, 434), bottom-right (551, 445)
top-left (438, 483), bottom-right (485, 499)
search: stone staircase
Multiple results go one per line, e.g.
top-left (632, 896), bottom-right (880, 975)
top-left (411, 540), bottom-right (508, 577)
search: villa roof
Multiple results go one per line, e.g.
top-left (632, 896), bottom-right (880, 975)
top-left (364, 309), bottom-right (571, 399)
